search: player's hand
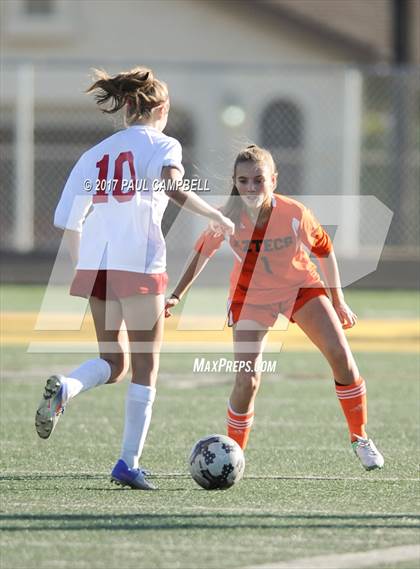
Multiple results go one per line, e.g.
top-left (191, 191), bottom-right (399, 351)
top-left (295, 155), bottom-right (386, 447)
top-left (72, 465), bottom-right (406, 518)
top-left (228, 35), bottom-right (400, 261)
top-left (209, 213), bottom-right (234, 237)
top-left (208, 219), bottom-right (223, 237)
top-left (212, 212), bottom-right (234, 236)
top-left (333, 300), bottom-right (357, 329)
top-left (164, 295), bottom-right (179, 318)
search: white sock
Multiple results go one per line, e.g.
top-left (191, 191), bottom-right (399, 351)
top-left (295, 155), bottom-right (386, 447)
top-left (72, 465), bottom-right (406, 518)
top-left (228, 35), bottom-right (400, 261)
top-left (120, 383), bottom-right (156, 469)
top-left (61, 358), bottom-right (112, 404)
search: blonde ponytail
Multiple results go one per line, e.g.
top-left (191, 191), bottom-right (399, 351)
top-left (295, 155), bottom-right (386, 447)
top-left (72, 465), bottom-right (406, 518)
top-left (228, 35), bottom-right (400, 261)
top-left (86, 66), bottom-right (168, 124)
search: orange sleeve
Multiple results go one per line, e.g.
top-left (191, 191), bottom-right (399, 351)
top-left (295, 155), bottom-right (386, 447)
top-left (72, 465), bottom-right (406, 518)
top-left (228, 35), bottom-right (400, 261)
top-left (194, 229), bottom-right (225, 258)
top-left (300, 208), bottom-right (332, 257)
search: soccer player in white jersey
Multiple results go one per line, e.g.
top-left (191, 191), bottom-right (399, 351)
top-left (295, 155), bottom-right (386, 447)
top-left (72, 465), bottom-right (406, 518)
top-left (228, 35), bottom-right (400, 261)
top-left (35, 67), bottom-right (234, 489)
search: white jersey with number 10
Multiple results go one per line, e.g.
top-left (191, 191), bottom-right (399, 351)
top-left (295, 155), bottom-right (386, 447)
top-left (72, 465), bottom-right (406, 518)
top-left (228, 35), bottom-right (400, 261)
top-left (54, 125), bottom-right (184, 273)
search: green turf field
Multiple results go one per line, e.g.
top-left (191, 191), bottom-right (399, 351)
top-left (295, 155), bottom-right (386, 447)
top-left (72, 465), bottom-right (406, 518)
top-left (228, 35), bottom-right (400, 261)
top-left (1, 286), bottom-right (419, 569)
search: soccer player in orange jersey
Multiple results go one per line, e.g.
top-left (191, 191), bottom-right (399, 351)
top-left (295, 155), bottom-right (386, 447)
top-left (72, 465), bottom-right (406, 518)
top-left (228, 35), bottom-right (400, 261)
top-left (166, 145), bottom-right (384, 471)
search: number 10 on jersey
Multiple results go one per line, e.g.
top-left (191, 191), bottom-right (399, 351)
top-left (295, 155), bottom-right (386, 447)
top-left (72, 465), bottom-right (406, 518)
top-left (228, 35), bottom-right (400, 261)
top-left (93, 151), bottom-right (137, 203)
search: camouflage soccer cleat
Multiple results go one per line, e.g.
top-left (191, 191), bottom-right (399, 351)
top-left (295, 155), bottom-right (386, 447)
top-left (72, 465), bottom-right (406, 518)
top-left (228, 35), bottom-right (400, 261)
top-left (35, 375), bottom-right (65, 439)
top-left (352, 435), bottom-right (384, 470)
top-left (111, 459), bottom-right (157, 490)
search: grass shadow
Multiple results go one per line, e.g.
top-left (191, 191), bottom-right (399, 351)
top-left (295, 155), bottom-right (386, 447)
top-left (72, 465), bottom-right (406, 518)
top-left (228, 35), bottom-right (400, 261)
top-left (1, 512), bottom-right (419, 532)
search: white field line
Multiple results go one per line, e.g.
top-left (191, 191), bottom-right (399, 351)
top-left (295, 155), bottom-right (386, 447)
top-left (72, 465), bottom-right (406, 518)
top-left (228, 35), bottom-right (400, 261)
top-left (1, 472), bottom-right (419, 482)
top-left (244, 544), bottom-right (420, 569)
top-left (143, 471), bottom-right (420, 482)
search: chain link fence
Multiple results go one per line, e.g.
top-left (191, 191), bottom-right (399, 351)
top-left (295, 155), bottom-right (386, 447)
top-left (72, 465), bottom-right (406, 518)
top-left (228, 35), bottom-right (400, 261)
top-left (0, 62), bottom-right (419, 263)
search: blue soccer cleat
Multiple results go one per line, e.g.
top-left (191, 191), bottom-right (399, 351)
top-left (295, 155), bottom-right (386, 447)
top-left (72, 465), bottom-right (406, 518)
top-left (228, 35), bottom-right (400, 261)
top-left (111, 459), bottom-right (157, 490)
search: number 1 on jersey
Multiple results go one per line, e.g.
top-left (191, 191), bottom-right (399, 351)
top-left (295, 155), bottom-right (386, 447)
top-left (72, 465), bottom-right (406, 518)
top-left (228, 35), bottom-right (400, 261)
top-left (93, 155), bottom-right (110, 203)
top-left (262, 256), bottom-right (273, 274)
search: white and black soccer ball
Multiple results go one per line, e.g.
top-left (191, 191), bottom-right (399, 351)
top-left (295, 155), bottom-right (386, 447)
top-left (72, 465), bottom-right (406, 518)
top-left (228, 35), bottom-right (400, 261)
top-left (189, 434), bottom-right (245, 490)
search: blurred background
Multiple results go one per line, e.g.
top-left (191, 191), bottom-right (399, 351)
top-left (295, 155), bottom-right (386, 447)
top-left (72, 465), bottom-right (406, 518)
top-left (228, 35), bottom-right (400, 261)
top-left (0, 0), bottom-right (419, 288)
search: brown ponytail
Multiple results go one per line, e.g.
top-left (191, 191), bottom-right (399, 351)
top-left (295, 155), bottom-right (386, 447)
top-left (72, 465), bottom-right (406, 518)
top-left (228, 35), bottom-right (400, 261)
top-left (86, 67), bottom-right (168, 125)
top-left (221, 145), bottom-right (278, 226)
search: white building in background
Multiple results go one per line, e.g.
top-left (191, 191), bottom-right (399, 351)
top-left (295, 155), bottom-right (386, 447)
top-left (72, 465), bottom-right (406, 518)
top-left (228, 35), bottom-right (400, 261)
top-left (0, 0), bottom-right (418, 255)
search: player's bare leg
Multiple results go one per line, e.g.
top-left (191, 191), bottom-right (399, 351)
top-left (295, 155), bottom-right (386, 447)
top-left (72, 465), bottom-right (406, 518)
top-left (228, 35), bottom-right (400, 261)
top-left (292, 294), bottom-right (359, 384)
top-left (120, 294), bottom-right (165, 389)
top-left (111, 294), bottom-right (165, 489)
top-left (90, 297), bottom-right (130, 384)
top-left (231, 321), bottom-right (269, 411)
top-left (293, 294), bottom-right (384, 470)
top-left (35, 298), bottom-right (128, 440)
top-left (227, 321), bottom-right (269, 449)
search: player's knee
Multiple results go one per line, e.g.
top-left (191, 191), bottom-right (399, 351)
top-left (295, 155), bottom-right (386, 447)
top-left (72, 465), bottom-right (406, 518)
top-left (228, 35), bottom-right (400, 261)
top-left (131, 356), bottom-right (159, 383)
top-left (328, 343), bottom-right (354, 373)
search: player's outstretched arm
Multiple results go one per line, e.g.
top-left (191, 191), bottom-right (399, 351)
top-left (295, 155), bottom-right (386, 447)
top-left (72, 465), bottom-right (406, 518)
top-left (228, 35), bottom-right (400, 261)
top-left (161, 166), bottom-right (234, 236)
top-left (317, 251), bottom-right (358, 329)
top-left (164, 249), bottom-right (211, 317)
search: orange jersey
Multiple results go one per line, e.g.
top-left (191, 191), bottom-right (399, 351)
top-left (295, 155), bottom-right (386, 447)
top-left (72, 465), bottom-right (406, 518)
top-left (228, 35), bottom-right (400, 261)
top-left (194, 194), bottom-right (332, 304)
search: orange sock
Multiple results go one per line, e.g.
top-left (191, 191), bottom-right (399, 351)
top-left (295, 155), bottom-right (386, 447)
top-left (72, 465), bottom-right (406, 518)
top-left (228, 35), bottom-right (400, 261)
top-left (335, 376), bottom-right (367, 442)
top-left (226, 403), bottom-right (254, 450)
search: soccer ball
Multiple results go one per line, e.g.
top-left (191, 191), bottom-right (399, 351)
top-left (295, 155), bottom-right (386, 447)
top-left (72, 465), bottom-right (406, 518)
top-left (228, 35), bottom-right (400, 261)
top-left (188, 434), bottom-right (245, 490)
